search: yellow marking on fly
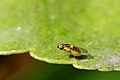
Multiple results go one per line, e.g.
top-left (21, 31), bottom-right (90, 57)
top-left (70, 45), bottom-right (73, 48)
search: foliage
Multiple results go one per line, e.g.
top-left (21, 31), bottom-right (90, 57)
top-left (0, 0), bottom-right (120, 71)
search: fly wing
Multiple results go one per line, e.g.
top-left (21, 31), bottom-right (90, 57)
top-left (78, 47), bottom-right (88, 53)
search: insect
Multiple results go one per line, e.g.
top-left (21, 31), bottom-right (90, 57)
top-left (57, 44), bottom-right (88, 57)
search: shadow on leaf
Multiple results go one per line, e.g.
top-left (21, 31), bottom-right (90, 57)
top-left (69, 54), bottom-right (94, 60)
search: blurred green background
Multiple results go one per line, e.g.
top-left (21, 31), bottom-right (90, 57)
top-left (19, 62), bottom-right (120, 80)
top-left (18, 61), bottom-right (120, 80)
top-left (1, 54), bottom-right (120, 80)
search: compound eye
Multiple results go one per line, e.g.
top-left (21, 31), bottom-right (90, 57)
top-left (59, 47), bottom-right (63, 50)
top-left (57, 45), bottom-right (64, 50)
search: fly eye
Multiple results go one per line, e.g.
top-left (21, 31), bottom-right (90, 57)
top-left (57, 44), bottom-right (64, 50)
top-left (57, 45), bottom-right (64, 50)
top-left (59, 47), bottom-right (63, 50)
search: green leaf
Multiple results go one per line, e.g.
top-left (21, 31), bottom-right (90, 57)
top-left (0, 0), bottom-right (120, 71)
